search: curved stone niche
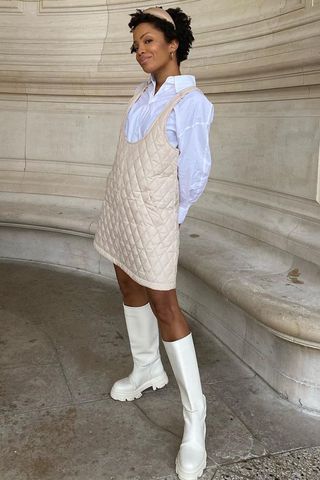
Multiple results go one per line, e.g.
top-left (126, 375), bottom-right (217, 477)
top-left (0, 1), bottom-right (320, 414)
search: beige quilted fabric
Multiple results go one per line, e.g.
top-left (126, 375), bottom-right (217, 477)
top-left (93, 83), bottom-right (198, 290)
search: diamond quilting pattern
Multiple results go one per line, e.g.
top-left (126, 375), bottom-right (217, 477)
top-left (93, 85), bottom-right (198, 290)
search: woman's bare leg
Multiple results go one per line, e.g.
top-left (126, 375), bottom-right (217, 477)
top-left (113, 264), bottom-right (148, 306)
top-left (145, 288), bottom-right (190, 341)
top-left (113, 266), bottom-right (205, 478)
top-left (145, 287), bottom-right (206, 480)
top-left (110, 264), bottom-right (169, 401)
top-left (113, 264), bottom-right (189, 341)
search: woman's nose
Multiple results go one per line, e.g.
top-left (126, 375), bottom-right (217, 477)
top-left (137, 45), bottom-right (145, 55)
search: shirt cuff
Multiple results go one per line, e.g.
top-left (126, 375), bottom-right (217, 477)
top-left (178, 205), bottom-right (190, 224)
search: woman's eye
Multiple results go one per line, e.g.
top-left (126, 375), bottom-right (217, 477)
top-left (130, 39), bottom-right (152, 53)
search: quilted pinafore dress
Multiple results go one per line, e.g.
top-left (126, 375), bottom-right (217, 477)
top-left (93, 83), bottom-right (198, 290)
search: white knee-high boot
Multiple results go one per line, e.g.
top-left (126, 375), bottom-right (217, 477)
top-left (110, 302), bottom-right (168, 401)
top-left (163, 332), bottom-right (207, 480)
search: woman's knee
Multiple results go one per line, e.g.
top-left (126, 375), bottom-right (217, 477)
top-left (146, 289), bottom-right (180, 324)
top-left (113, 264), bottom-right (146, 298)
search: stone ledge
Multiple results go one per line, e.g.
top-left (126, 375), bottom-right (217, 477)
top-left (194, 187), bottom-right (320, 267)
top-left (1, 191), bottom-right (320, 412)
top-left (0, 191), bottom-right (100, 236)
top-left (1, 191), bottom-right (319, 347)
top-left (180, 217), bottom-right (320, 349)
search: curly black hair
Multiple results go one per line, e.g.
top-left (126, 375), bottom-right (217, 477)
top-left (128, 7), bottom-right (194, 66)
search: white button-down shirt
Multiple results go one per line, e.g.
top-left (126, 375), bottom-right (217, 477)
top-left (125, 74), bottom-right (214, 224)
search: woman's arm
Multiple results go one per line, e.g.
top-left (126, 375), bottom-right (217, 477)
top-left (175, 94), bottom-right (214, 225)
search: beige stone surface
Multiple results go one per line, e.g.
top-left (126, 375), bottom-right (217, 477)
top-left (1, 0), bottom-right (320, 415)
top-left (1, 259), bottom-right (320, 480)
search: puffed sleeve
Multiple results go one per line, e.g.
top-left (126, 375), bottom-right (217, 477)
top-left (175, 92), bottom-right (214, 224)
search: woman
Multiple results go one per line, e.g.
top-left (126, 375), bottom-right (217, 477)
top-left (93, 6), bottom-right (214, 480)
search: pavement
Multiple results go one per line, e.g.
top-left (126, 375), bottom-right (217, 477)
top-left (1, 258), bottom-right (320, 480)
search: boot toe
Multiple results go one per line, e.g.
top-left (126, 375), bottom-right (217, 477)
top-left (110, 377), bottom-right (139, 401)
top-left (178, 444), bottom-right (206, 470)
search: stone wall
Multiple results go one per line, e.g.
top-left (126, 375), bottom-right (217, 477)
top-left (1, 1), bottom-right (319, 261)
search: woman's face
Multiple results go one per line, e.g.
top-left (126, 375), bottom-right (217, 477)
top-left (132, 22), bottom-right (177, 74)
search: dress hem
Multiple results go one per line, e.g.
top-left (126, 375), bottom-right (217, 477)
top-left (93, 239), bottom-right (177, 291)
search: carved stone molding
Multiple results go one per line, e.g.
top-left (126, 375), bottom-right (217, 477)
top-left (105, 0), bottom-right (191, 11)
top-left (37, 0), bottom-right (191, 13)
top-left (0, 0), bottom-right (23, 13)
top-left (39, 0), bottom-right (108, 14)
top-left (0, 0), bottom-right (319, 95)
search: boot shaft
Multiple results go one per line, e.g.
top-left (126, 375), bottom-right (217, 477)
top-left (123, 302), bottom-right (160, 365)
top-left (163, 332), bottom-right (205, 413)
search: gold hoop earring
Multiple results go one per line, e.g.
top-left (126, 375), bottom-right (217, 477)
top-left (170, 51), bottom-right (174, 60)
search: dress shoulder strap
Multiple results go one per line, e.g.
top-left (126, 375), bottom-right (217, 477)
top-left (157, 85), bottom-right (200, 125)
top-left (125, 81), bottom-right (149, 115)
top-left (119, 81), bottom-right (149, 132)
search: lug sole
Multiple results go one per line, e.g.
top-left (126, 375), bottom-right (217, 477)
top-left (175, 452), bottom-right (207, 480)
top-left (110, 372), bottom-right (169, 402)
top-left (176, 417), bottom-right (207, 480)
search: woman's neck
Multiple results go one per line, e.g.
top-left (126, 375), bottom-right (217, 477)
top-left (153, 66), bottom-right (181, 94)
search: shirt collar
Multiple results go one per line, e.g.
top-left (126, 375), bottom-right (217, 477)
top-left (148, 74), bottom-right (196, 93)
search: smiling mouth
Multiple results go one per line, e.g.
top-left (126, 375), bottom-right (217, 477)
top-left (140, 57), bottom-right (151, 65)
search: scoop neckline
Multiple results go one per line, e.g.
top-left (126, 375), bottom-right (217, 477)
top-left (122, 85), bottom-right (197, 147)
top-left (122, 110), bottom-right (165, 146)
